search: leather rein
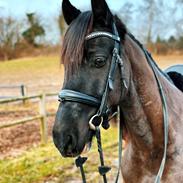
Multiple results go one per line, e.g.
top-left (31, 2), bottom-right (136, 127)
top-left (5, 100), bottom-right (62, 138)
top-left (58, 23), bottom-right (169, 183)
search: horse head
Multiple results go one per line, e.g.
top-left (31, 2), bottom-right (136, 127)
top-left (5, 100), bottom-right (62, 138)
top-left (52, 0), bottom-right (130, 157)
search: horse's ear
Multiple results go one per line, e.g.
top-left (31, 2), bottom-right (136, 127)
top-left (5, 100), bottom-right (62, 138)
top-left (91, 0), bottom-right (113, 28)
top-left (62, 0), bottom-right (81, 25)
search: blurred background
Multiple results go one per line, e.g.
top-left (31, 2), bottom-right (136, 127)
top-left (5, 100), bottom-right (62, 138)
top-left (0, 0), bottom-right (183, 183)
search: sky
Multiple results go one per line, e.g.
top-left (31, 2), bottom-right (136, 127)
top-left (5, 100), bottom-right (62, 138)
top-left (0, 0), bottom-right (182, 44)
top-left (0, 0), bottom-right (141, 18)
top-left (0, 0), bottom-right (141, 44)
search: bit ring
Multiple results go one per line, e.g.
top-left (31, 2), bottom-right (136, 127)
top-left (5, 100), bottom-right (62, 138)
top-left (89, 114), bottom-right (103, 130)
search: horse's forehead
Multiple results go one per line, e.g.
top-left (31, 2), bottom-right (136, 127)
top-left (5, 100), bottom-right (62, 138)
top-left (85, 37), bottom-right (114, 52)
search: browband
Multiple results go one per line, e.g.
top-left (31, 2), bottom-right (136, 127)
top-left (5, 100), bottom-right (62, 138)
top-left (85, 31), bottom-right (120, 42)
top-left (58, 89), bottom-right (100, 107)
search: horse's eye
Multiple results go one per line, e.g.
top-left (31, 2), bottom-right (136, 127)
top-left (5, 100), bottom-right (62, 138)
top-left (95, 57), bottom-right (106, 68)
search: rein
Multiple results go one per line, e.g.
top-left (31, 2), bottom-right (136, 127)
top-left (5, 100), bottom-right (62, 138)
top-left (58, 23), bottom-right (169, 183)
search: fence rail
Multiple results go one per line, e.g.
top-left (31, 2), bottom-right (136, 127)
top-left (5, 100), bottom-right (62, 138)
top-left (0, 84), bottom-right (27, 99)
top-left (0, 92), bottom-right (58, 144)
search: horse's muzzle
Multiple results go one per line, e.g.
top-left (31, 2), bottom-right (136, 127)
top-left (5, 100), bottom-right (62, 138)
top-left (53, 129), bottom-right (79, 157)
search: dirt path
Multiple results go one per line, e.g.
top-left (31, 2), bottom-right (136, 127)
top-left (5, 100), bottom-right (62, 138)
top-left (0, 100), bottom-right (58, 159)
top-left (0, 115), bottom-right (55, 159)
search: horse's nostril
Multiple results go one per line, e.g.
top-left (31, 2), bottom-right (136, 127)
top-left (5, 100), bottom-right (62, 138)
top-left (53, 131), bottom-right (78, 157)
top-left (64, 134), bottom-right (76, 150)
top-left (67, 135), bottom-right (73, 144)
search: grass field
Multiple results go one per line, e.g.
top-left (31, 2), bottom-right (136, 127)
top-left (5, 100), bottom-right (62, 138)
top-left (0, 56), bottom-right (63, 96)
top-left (0, 54), bottom-right (183, 183)
top-left (0, 126), bottom-right (119, 183)
top-left (0, 56), bottom-right (62, 82)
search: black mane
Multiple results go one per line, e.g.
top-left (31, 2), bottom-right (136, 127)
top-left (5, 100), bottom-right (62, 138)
top-left (61, 11), bottom-right (93, 75)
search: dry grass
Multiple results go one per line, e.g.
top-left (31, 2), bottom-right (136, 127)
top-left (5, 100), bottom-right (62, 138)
top-left (0, 54), bottom-right (182, 86)
top-left (154, 54), bottom-right (183, 69)
top-left (0, 56), bottom-right (64, 96)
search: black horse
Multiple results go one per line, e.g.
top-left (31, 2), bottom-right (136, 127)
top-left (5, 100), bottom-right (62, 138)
top-left (53, 0), bottom-right (183, 182)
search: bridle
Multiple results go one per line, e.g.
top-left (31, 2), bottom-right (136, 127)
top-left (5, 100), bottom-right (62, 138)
top-left (59, 22), bottom-right (125, 183)
top-left (58, 22), bottom-right (169, 183)
top-left (59, 23), bottom-right (127, 128)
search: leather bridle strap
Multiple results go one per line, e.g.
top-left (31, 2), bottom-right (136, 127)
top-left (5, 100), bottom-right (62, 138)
top-left (59, 89), bottom-right (100, 107)
top-left (144, 50), bottom-right (169, 183)
top-left (85, 31), bottom-right (120, 42)
top-left (115, 106), bottom-right (123, 183)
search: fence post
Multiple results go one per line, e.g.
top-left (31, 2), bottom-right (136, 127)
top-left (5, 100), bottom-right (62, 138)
top-left (39, 93), bottom-right (48, 144)
top-left (20, 84), bottom-right (27, 104)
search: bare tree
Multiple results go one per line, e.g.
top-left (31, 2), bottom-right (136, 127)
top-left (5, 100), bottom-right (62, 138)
top-left (118, 2), bottom-right (134, 24)
top-left (137, 0), bottom-right (165, 44)
top-left (0, 17), bottom-right (21, 60)
top-left (58, 13), bottom-right (67, 38)
top-left (175, 0), bottom-right (183, 36)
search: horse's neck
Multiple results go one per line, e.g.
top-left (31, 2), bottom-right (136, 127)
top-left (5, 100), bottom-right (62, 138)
top-left (121, 35), bottom-right (164, 151)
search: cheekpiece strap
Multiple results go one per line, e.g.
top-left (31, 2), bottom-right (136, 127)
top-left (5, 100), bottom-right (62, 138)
top-left (85, 31), bottom-right (120, 42)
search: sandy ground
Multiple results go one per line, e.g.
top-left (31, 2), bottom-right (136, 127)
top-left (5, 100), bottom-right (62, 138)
top-left (0, 101), bottom-right (58, 159)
